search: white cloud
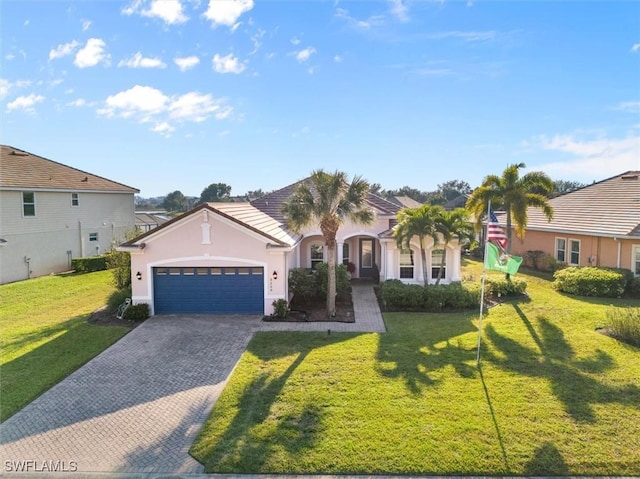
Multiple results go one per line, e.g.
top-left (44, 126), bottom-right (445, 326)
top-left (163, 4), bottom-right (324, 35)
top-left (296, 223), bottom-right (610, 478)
top-left (81, 19), bottom-right (92, 31)
top-left (122, 0), bottom-right (188, 24)
top-left (5, 53), bottom-right (15, 61)
top-left (291, 36), bottom-right (301, 45)
top-left (174, 55), bottom-right (200, 71)
top-left (118, 52), bottom-right (167, 69)
top-left (212, 53), bottom-right (246, 74)
top-left (218, 129), bottom-right (230, 137)
top-left (631, 43), bottom-right (640, 52)
top-left (6, 93), bottom-right (45, 113)
top-left (613, 101), bottom-right (640, 113)
top-left (532, 133), bottom-right (640, 179)
top-left (0, 79), bottom-right (32, 99)
top-left (335, 7), bottom-right (385, 30)
top-left (388, 0), bottom-right (409, 22)
top-left (98, 85), bottom-right (233, 134)
top-left (203, 0), bottom-right (253, 28)
top-left (334, 54), bottom-right (343, 63)
top-left (294, 47), bottom-right (316, 63)
top-left (74, 38), bottom-right (109, 68)
top-left (67, 98), bottom-right (95, 107)
top-left (49, 40), bottom-right (80, 61)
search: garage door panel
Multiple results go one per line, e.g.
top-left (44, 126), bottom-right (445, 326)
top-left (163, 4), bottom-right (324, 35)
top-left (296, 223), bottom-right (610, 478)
top-left (153, 267), bottom-right (264, 314)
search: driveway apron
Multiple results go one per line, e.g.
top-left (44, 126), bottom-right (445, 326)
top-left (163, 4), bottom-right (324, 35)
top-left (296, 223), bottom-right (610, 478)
top-left (0, 315), bottom-right (262, 474)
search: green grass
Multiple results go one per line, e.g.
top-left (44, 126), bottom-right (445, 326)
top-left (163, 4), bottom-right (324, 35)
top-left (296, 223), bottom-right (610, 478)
top-left (0, 271), bottom-right (130, 421)
top-left (191, 260), bottom-right (640, 475)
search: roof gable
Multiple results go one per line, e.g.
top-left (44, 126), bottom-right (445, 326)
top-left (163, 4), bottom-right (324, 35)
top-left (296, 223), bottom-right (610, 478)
top-left (0, 145), bottom-right (138, 193)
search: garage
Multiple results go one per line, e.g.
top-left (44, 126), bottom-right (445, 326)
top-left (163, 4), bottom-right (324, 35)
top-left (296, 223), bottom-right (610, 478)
top-left (153, 266), bottom-right (264, 314)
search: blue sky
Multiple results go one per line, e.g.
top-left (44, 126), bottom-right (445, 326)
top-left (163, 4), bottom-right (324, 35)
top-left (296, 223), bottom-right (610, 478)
top-left (2, 0), bottom-right (639, 198)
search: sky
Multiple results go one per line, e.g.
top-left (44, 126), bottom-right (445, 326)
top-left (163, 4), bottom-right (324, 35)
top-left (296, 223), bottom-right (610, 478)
top-left (2, 0), bottom-right (639, 199)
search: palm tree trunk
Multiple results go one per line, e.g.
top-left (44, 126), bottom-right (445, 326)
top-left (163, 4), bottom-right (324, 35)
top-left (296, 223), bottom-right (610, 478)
top-left (420, 237), bottom-right (428, 286)
top-left (326, 240), bottom-right (337, 317)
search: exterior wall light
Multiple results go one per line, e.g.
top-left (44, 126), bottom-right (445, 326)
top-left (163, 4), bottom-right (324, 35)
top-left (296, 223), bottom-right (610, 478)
top-left (136, 271), bottom-right (142, 281)
top-left (272, 271), bottom-right (278, 280)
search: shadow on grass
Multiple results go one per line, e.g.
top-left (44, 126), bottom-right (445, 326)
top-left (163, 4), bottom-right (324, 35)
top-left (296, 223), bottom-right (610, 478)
top-left (376, 313), bottom-right (478, 394)
top-left (523, 441), bottom-right (569, 475)
top-left (192, 332), bottom-right (355, 472)
top-left (484, 304), bottom-right (640, 423)
top-left (479, 366), bottom-right (509, 471)
top-left (0, 314), bottom-right (128, 422)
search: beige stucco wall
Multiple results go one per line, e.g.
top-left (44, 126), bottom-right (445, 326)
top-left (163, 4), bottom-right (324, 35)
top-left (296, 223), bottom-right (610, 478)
top-left (130, 208), bottom-right (288, 315)
top-left (0, 190), bottom-right (135, 284)
top-left (513, 230), bottom-right (639, 271)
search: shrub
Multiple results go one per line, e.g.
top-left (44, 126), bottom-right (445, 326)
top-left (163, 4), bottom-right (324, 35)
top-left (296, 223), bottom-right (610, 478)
top-left (378, 280), bottom-right (481, 312)
top-left (105, 250), bottom-right (131, 290)
top-left (123, 303), bottom-right (149, 321)
top-left (485, 278), bottom-right (527, 297)
top-left (272, 299), bottom-right (289, 318)
top-left (627, 276), bottom-right (640, 299)
top-left (315, 263), bottom-right (350, 297)
top-left (524, 250), bottom-right (546, 270)
top-left (371, 263), bottom-right (380, 284)
top-left (288, 268), bottom-right (317, 303)
top-left (72, 256), bottom-right (107, 273)
top-left (606, 307), bottom-right (640, 347)
top-left (553, 267), bottom-right (627, 298)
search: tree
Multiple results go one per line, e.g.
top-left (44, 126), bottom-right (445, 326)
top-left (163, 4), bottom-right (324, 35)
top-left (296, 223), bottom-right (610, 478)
top-left (281, 170), bottom-right (374, 317)
top-left (245, 189), bottom-right (266, 200)
top-left (437, 180), bottom-right (472, 202)
top-left (466, 162), bottom-right (554, 253)
top-left (433, 208), bottom-right (474, 285)
top-left (162, 190), bottom-right (187, 212)
top-left (394, 204), bottom-right (442, 286)
top-left (368, 182), bottom-right (383, 196)
top-left (553, 180), bottom-right (586, 196)
top-left (199, 183), bottom-right (231, 203)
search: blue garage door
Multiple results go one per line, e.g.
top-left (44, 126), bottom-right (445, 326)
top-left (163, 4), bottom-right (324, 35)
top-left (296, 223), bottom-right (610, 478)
top-left (153, 267), bottom-right (264, 314)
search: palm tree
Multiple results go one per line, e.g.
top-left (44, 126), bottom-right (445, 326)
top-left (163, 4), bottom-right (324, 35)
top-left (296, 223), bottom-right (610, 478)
top-left (281, 170), bottom-right (374, 317)
top-left (433, 208), bottom-right (474, 285)
top-left (394, 204), bottom-right (442, 286)
top-left (466, 163), bottom-right (554, 253)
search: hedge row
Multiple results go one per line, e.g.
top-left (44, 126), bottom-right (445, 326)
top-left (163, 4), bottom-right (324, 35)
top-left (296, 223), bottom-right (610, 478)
top-left (378, 280), bottom-right (482, 312)
top-left (71, 256), bottom-right (107, 273)
top-left (553, 267), bottom-right (635, 298)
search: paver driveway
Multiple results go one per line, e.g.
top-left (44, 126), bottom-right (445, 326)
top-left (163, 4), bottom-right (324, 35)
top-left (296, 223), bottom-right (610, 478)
top-left (0, 315), bottom-right (263, 474)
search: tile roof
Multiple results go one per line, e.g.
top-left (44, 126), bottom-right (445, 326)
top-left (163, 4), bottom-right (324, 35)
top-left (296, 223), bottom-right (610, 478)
top-left (387, 196), bottom-right (422, 209)
top-left (0, 145), bottom-right (138, 193)
top-left (519, 171), bottom-right (640, 238)
top-left (250, 177), bottom-right (401, 223)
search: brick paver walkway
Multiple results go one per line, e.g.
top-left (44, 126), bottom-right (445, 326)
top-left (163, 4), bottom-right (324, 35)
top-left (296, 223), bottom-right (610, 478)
top-left (0, 284), bottom-right (385, 474)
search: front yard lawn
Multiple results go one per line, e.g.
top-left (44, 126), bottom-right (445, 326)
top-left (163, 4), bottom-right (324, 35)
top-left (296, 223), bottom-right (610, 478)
top-left (191, 263), bottom-right (640, 475)
top-left (0, 271), bottom-right (131, 421)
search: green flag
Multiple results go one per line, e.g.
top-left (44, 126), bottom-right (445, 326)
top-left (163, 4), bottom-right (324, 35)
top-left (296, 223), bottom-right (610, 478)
top-left (485, 242), bottom-right (523, 275)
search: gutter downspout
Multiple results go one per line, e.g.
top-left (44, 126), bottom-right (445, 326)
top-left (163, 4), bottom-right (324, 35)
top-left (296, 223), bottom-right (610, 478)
top-left (615, 237), bottom-right (621, 268)
top-left (79, 221), bottom-right (84, 257)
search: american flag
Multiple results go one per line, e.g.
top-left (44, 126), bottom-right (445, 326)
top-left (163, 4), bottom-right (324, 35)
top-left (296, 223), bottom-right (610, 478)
top-left (488, 209), bottom-right (508, 249)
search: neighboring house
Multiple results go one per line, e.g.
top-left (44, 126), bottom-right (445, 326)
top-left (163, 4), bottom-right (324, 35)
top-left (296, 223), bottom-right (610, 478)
top-left (388, 195), bottom-right (422, 209)
top-left (443, 194), bottom-right (468, 211)
top-left (505, 171), bottom-right (640, 274)
top-left (135, 211), bottom-right (170, 232)
top-left (120, 177), bottom-right (466, 316)
top-left (0, 145), bottom-right (139, 284)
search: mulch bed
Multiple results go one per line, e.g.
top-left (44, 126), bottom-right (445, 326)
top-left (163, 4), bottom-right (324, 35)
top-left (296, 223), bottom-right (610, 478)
top-left (263, 294), bottom-right (355, 323)
top-left (87, 306), bottom-right (141, 329)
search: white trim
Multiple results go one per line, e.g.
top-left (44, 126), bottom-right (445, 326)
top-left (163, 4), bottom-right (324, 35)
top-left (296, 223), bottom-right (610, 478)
top-left (555, 237), bottom-right (567, 263)
top-left (0, 186), bottom-right (137, 194)
top-left (309, 241), bottom-right (324, 268)
top-left (22, 191), bottom-right (36, 218)
top-left (568, 238), bottom-right (581, 266)
top-left (398, 247), bottom-right (416, 281)
top-left (632, 244), bottom-right (640, 276)
top-left (71, 192), bottom-right (79, 207)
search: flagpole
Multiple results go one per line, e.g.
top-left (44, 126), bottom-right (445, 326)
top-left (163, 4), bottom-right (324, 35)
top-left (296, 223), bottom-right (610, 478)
top-left (476, 200), bottom-right (491, 366)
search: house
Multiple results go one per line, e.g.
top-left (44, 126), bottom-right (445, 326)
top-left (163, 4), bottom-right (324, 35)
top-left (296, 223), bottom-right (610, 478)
top-left (120, 177), bottom-right (465, 316)
top-left (507, 171), bottom-right (640, 274)
top-left (387, 196), bottom-right (422, 209)
top-left (135, 211), bottom-right (170, 232)
top-left (0, 145), bottom-right (139, 284)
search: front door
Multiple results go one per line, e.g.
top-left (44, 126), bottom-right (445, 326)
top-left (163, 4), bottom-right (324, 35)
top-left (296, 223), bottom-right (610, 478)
top-left (359, 238), bottom-right (375, 278)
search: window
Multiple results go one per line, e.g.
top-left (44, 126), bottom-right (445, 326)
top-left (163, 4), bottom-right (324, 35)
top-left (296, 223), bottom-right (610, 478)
top-left (399, 249), bottom-right (414, 279)
top-left (569, 239), bottom-right (580, 265)
top-left (342, 243), bottom-right (350, 265)
top-left (634, 246), bottom-right (640, 276)
top-left (555, 238), bottom-right (566, 262)
top-left (22, 192), bottom-right (35, 217)
top-left (89, 233), bottom-right (98, 242)
top-left (431, 249), bottom-right (445, 279)
top-left (71, 193), bottom-right (79, 207)
top-left (310, 243), bottom-right (324, 269)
